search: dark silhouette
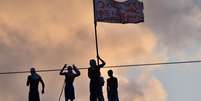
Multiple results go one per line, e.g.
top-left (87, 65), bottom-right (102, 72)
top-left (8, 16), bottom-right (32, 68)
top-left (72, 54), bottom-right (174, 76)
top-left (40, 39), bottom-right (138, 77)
top-left (107, 70), bottom-right (119, 101)
top-left (98, 76), bottom-right (105, 101)
top-left (27, 68), bottom-right (45, 101)
top-left (60, 64), bottom-right (81, 101)
top-left (88, 56), bottom-right (106, 101)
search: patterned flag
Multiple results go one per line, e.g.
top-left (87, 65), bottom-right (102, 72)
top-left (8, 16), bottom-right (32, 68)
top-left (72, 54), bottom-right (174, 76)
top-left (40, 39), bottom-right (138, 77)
top-left (95, 0), bottom-right (144, 24)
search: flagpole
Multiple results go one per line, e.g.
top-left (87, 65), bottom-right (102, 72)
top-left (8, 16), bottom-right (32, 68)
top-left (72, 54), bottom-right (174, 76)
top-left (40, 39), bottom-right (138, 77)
top-left (92, 0), bottom-right (100, 65)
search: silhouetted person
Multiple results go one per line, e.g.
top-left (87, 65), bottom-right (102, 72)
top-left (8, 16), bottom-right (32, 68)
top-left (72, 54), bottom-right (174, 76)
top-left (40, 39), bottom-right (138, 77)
top-left (27, 68), bottom-right (45, 101)
top-left (88, 56), bottom-right (106, 101)
top-left (60, 64), bottom-right (81, 101)
top-left (107, 70), bottom-right (119, 101)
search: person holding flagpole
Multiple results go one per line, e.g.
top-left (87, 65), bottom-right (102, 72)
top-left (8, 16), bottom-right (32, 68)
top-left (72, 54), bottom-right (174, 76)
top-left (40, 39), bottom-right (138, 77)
top-left (88, 55), bottom-right (106, 101)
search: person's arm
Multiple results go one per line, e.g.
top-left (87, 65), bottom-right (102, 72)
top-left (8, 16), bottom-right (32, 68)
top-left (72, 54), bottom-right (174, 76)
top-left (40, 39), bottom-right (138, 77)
top-left (88, 68), bottom-right (92, 79)
top-left (39, 76), bottom-right (45, 94)
top-left (98, 56), bottom-right (106, 68)
top-left (72, 64), bottom-right (80, 77)
top-left (116, 78), bottom-right (118, 89)
top-left (26, 76), bottom-right (30, 86)
top-left (60, 64), bottom-right (67, 75)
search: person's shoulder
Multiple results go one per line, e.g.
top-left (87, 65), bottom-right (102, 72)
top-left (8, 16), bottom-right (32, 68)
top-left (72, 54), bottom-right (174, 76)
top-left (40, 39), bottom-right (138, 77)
top-left (88, 67), bottom-right (92, 71)
top-left (107, 78), bottom-right (111, 81)
top-left (88, 67), bottom-right (92, 70)
top-left (28, 75), bottom-right (31, 78)
top-left (36, 74), bottom-right (42, 79)
top-left (112, 77), bottom-right (117, 80)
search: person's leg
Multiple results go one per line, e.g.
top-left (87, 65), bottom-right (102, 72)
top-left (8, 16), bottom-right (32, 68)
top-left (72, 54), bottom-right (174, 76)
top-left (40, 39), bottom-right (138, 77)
top-left (111, 95), bottom-right (115, 101)
top-left (65, 86), bottom-right (67, 101)
top-left (29, 92), bottom-right (32, 101)
top-left (97, 92), bottom-right (104, 101)
top-left (29, 91), bottom-right (38, 101)
top-left (35, 91), bottom-right (40, 101)
top-left (108, 97), bottom-right (111, 101)
top-left (115, 95), bottom-right (119, 101)
top-left (90, 82), bottom-right (98, 101)
top-left (111, 94), bottom-right (119, 101)
top-left (100, 94), bottom-right (105, 101)
top-left (90, 93), bottom-right (97, 101)
top-left (115, 92), bottom-right (119, 101)
top-left (97, 87), bottom-right (104, 101)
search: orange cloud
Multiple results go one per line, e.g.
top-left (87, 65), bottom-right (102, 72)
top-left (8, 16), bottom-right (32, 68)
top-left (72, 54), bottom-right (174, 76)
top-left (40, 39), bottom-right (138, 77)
top-left (0, 0), bottom-right (168, 101)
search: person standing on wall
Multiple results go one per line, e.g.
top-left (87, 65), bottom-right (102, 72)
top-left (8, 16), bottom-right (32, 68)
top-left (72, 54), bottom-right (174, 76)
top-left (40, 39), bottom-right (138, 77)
top-left (88, 56), bottom-right (106, 101)
top-left (60, 64), bottom-right (81, 101)
top-left (27, 68), bottom-right (45, 101)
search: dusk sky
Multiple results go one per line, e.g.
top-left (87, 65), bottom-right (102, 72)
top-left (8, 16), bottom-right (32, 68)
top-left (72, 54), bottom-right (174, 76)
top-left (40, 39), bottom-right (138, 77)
top-left (0, 0), bottom-right (201, 101)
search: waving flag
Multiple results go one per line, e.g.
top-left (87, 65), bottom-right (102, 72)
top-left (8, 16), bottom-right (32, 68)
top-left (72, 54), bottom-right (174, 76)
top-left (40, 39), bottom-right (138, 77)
top-left (94, 0), bottom-right (144, 24)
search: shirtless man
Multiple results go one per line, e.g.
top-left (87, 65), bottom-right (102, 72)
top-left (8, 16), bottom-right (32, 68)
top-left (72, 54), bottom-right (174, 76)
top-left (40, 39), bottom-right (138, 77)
top-left (27, 68), bottom-right (45, 101)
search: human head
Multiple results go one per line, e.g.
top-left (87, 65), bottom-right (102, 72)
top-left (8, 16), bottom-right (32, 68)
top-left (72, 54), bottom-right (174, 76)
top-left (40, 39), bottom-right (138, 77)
top-left (30, 68), bottom-right (36, 75)
top-left (67, 66), bottom-right (73, 72)
top-left (90, 59), bottom-right (96, 67)
top-left (108, 70), bottom-right (113, 77)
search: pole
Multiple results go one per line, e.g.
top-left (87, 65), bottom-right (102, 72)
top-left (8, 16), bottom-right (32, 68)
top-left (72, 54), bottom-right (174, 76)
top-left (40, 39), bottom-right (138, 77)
top-left (92, 0), bottom-right (100, 65)
top-left (58, 80), bottom-right (65, 101)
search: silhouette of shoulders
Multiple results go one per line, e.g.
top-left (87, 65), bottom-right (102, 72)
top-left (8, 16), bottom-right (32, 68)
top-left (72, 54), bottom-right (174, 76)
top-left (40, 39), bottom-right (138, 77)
top-left (107, 77), bottom-right (118, 88)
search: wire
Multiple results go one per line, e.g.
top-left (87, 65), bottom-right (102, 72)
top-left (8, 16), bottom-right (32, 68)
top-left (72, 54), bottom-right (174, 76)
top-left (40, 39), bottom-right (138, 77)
top-left (0, 60), bottom-right (201, 75)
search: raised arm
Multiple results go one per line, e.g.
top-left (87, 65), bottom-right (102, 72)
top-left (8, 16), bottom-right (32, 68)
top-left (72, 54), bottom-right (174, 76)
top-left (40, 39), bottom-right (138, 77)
top-left (60, 64), bottom-right (67, 75)
top-left (98, 56), bottom-right (106, 68)
top-left (73, 65), bottom-right (80, 77)
top-left (39, 76), bottom-right (45, 94)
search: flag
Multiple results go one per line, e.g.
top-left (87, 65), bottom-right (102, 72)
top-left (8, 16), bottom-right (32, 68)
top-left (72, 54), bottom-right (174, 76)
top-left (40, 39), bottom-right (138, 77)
top-left (94, 0), bottom-right (144, 24)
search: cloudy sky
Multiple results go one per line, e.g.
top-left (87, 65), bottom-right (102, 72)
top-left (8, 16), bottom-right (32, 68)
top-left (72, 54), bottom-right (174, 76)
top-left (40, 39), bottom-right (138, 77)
top-left (0, 0), bottom-right (201, 101)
